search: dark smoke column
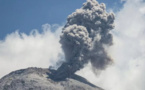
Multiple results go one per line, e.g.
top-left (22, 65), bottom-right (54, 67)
top-left (52, 0), bottom-right (115, 80)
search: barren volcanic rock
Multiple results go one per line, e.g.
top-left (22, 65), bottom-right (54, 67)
top-left (0, 67), bottom-right (103, 90)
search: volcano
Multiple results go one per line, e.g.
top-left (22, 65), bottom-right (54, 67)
top-left (0, 67), bottom-right (103, 90)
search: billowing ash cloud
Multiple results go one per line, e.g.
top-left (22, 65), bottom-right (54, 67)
top-left (51, 0), bottom-right (115, 80)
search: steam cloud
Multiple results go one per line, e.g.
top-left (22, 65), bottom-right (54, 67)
top-left (52, 0), bottom-right (115, 79)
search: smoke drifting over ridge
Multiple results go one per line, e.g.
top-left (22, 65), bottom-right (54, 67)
top-left (51, 0), bottom-right (115, 79)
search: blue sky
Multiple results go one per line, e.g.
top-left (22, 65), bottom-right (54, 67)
top-left (0, 0), bottom-right (124, 39)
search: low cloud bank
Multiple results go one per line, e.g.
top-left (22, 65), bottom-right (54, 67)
top-left (0, 24), bottom-right (63, 78)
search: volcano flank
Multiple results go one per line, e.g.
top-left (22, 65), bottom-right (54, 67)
top-left (0, 67), bottom-right (103, 90)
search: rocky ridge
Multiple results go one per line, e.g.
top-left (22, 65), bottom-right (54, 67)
top-left (0, 67), bottom-right (103, 90)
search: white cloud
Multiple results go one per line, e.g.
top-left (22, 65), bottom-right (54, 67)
top-left (139, 6), bottom-right (145, 14)
top-left (77, 0), bottom-right (145, 90)
top-left (0, 24), bottom-right (64, 78)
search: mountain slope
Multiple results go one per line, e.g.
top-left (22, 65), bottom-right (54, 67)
top-left (0, 67), bottom-right (103, 90)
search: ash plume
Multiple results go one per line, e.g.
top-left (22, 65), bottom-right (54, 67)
top-left (51, 0), bottom-right (115, 80)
